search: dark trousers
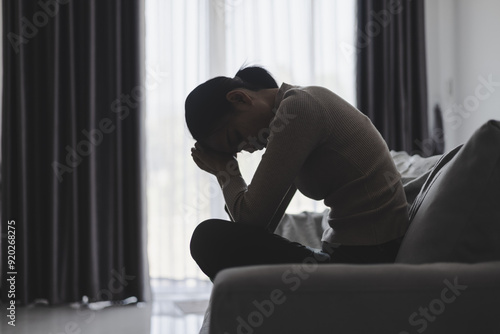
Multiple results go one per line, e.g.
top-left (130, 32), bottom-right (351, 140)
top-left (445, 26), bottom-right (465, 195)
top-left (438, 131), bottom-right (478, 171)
top-left (190, 219), bottom-right (402, 281)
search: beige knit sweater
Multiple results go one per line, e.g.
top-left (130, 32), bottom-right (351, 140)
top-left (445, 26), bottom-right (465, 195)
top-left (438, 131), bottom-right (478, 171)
top-left (218, 83), bottom-right (409, 245)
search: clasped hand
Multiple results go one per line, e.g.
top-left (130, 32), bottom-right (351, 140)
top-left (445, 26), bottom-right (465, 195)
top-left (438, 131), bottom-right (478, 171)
top-left (191, 142), bottom-right (238, 176)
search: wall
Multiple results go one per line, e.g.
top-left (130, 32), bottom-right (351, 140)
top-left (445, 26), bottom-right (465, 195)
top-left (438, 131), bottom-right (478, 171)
top-left (425, 0), bottom-right (500, 152)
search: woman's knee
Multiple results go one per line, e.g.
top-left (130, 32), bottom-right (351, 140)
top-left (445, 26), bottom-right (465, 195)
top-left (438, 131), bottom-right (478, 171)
top-left (190, 219), bottom-right (227, 261)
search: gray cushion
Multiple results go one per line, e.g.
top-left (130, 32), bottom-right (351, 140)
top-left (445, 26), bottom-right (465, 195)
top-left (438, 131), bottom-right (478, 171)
top-left (396, 120), bottom-right (500, 264)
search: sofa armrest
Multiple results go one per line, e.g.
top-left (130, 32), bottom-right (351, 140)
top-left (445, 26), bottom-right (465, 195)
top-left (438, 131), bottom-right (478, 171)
top-left (208, 262), bottom-right (500, 334)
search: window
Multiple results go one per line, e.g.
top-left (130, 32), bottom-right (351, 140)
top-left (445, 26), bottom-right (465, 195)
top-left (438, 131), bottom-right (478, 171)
top-left (145, 0), bottom-right (355, 281)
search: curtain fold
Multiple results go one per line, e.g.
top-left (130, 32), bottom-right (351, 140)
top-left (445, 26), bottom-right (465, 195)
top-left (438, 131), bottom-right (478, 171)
top-left (1, 0), bottom-right (150, 305)
top-left (356, 0), bottom-right (429, 154)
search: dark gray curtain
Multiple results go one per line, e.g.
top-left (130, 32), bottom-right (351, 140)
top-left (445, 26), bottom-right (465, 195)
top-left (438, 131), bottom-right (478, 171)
top-left (1, 0), bottom-right (151, 305)
top-left (356, 0), bottom-right (430, 155)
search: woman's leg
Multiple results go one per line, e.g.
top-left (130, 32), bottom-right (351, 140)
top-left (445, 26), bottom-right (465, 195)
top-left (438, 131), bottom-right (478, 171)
top-left (324, 237), bottom-right (403, 264)
top-left (190, 219), bottom-right (330, 281)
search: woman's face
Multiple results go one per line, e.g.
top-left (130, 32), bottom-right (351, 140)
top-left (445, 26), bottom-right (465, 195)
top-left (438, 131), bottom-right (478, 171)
top-left (204, 89), bottom-right (274, 154)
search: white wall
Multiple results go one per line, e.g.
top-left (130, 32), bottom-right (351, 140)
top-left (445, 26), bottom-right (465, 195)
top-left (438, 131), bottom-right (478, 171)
top-left (426, 0), bottom-right (500, 151)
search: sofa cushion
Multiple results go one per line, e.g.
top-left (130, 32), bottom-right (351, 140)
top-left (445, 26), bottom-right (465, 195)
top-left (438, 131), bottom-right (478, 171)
top-left (396, 120), bottom-right (500, 264)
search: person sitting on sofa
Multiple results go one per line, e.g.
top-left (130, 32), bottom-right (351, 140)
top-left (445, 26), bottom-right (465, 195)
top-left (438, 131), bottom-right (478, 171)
top-left (185, 66), bottom-right (409, 281)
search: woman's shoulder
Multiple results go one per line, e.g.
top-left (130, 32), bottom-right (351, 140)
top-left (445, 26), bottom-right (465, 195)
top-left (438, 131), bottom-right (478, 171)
top-left (269, 84), bottom-right (331, 141)
top-left (278, 83), bottom-right (356, 120)
top-left (280, 83), bottom-right (347, 107)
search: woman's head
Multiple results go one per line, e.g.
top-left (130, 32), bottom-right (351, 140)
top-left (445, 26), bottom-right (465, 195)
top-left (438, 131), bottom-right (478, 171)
top-left (185, 66), bottom-right (278, 154)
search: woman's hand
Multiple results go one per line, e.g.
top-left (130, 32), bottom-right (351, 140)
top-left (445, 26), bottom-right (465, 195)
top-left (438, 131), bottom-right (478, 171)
top-left (191, 142), bottom-right (238, 176)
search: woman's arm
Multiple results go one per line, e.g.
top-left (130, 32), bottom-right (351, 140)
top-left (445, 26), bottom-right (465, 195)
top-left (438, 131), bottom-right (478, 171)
top-left (220, 89), bottom-right (327, 228)
top-left (223, 181), bottom-right (296, 232)
top-left (265, 183), bottom-right (297, 233)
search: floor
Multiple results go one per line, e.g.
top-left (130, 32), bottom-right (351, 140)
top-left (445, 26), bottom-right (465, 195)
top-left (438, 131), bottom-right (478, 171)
top-left (1, 280), bottom-right (212, 334)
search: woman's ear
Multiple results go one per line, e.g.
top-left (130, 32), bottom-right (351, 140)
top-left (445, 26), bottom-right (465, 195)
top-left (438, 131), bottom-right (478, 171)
top-left (226, 89), bottom-right (252, 105)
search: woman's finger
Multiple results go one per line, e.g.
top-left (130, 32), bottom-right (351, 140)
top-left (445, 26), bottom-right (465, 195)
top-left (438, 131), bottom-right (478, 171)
top-left (194, 142), bottom-right (204, 152)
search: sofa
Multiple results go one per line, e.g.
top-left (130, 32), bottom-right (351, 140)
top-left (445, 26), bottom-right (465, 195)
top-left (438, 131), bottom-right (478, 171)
top-left (200, 120), bottom-right (500, 334)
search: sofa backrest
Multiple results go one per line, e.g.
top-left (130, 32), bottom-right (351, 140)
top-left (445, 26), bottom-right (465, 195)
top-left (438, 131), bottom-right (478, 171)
top-left (396, 120), bottom-right (500, 264)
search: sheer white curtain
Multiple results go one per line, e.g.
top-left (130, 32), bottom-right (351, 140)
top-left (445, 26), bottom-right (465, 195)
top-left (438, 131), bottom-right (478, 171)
top-left (145, 0), bottom-right (355, 281)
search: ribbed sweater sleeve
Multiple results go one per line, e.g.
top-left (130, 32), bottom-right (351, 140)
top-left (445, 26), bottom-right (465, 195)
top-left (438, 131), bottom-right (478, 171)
top-left (217, 87), bottom-right (327, 227)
